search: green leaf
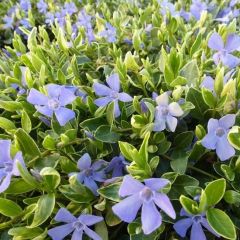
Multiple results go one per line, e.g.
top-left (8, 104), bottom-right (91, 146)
top-left (228, 126), bottom-right (240, 150)
top-left (98, 182), bottom-right (121, 202)
top-left (8, 227), bottom-right (43, 239)
top-left (21, 110), bottom-right (32, 133)
top-left (15, 128), bottom-right (41, 159)
top-left (119, 141), bottom-right (136, 162)
top-left (179, 60), bottom-right (199, 86)
top-left (5, 179), bottom-right (35, 194)
top-left (170, 151), bottom-right (189, 174)
top-left (80, 117), bottom-right (107, 131)
top-left (0, 101), bottom-right (22, 112)
top-left (205, 178), bottom-right (226, 206)
top-left (173, 131), bottom-right (194, 149)
top-left (0, 198), bottom-right (22, 218)
top-left (29, 193), bottom-right (55, 228)
top-left (40, 167), bottom-right (60, 190)
top-left (186, 88), bottom-right (208, 120)
top-left (0, 117), bottom-right (16, 132)
top-left (139, 132), bottom-right (150, 165)
top-left (179, 195), bottom-right (199, 215)
top-left (94, 125), bottom-right (120, 143)
top-left (202, 88), bottom-right (216, 108)
top-left (224, 190), bottom-right (240, 205)
top-left (95, 219), bottom-right (109, 240)
top-left (207, 208), bottom-right (236, 239)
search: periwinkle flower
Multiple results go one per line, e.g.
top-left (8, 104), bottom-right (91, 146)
top-left (201, 114), bottom-right (236, 161)
top-left (0, 140), bottom-right (25, 193)
top-left (112, 175), bottom-right (175, 235)
top-left (3, 15), bottom-right (14, 29)
top-left (153, 92), bottom-right (184, 132)
top-left (99, 23), bottom-right (117, 43)
top-left (19, 0), bottom-right (31, 12)
top-left (201, 69), bottom-right (235, 93)
top-left (69, 153), bottom-right (107, 195)
top-left (190, 0), bottom-right (207, 20)
top-left (216, 0), bottom-right (240, 22)
top-left (45, 12), bottom-right (55, 25)
top-left (48, 208), bottom-right (103, 240)
top-left (37, 0), bottom-right (48, 14)
top-left (208, 33), bottom-right (240, 68)
top-left (93, 73), bottom-right (133, 118)
top-left (159, 0), bottom-right (179, 17)
top-left (65, 85), bottom-right (87, 102)
top-left (27, 84), bottom-right (76, 126)
top-left (55, 10), bottom-right (66, 27)
top-left (63, 2), bottom-right (77, 16)
top-left (174, 209), bottom-right (219, 240)
top-left (105, 155), bottom-right (129, 177)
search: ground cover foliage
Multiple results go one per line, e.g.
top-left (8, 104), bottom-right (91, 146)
top-left (0, 0), bottom-right (240, 239)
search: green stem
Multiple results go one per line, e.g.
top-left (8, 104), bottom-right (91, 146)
top-left (0, 212), bottom-right (25, 230)
top-left (161, 154), bottom-right (218, 180)
top-left (187, 165), bottom-right (218, 180)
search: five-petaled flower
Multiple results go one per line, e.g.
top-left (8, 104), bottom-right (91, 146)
top-left (27, 84), bottom-right (76, 126)
top-left (208, 32), bottom-right (240, 68)
top-left (0, 140), bottom-right (25, 193)
top-left (69, 153), bottom-right (107, 195)
top-left (173, 209), bottom-right (219, 240)
top-left (153, 92), bottom-right (184, 132)
top-left (48, 208), bottom-right (103, 240)
top-left (105, 155), bottom-right (129, 177)
top-left (201, 114), bottom-right (236, 161)
top-left (112, 175), bottom-right (176, 235)
top-left (93, 73), bottom-right (133, 118)
top-left (99, 23), bottom-right (117, 43)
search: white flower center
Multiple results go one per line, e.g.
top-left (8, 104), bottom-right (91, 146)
top-left (73, 221), bottom-right (84, 232)
top-left (215, 127), bottom-right (225, 137)
top-left (110, 91), bottom-right (119, 99)
top-left (48, 98), bottom-right (60, 110)
top-left (139, 187), bottom-right (153, 202)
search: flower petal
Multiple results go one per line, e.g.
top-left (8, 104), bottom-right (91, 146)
top-left (144, 178), bottom-right (169, 191)
top-left (201, 76), bottom-right (215, 92)
top-left (0, 174), bottom-right (12, 193)
top-left (212, 52), bottom-right (222, 65)
top-left (112, 194), bottom-right (142, 223)
top-left (119, 175), bottom-right (144, 197)
top-left (118, 92), bottom-right (133, 102)
top-left (48, 223), bottom-right (74, 240)
top-left (168, 102), bottom-right (183, 117)
top-left (216, 135), bottom-right (235, 161)
top-left (94, 97), bottom-right (112, 107)
top-left (27, 89), bottom-right (48, 105)
top-left (106, 73), bottom-right (120, 92)
top-left (93, 83), bottom-right (112, 96)
top-left (207, 118), bottom-right (219, 133)
top-left (77, 153), bottom-right (91, 170)
top-left (84, 177), bottom-right (99, 195)
top-left (12, 152), bottom-right (24, 176)
top-left (35, 105), bottom-right (53, 117)
top-left (154, 193), bottom-right (176, 219)
top-left (54, 208), bottom-right (76, 223)
top-left (156, 92), bottom-right (169, 106)
top-left (141, 201), bottom-right (162, 235)
top-left (219, 114), bottom-right (235, 129)
top-left (114, 100), bottom-right (121, 118)
top-left (173, 218), bottom-right (193, 237)
top-left (166, 115), bottom-right (178, 132)
top-left (54, 107), bottom-right (75, 126)
top-left (208, 33), bottom-right (224, 51)
top-left (0, 140), bottom-right (11, 163)
top-left (201, 133), bottom-right (217, 150)
top-left (78, 215), bottom-right (103, 226)
top-left (71, 229), bottom-right (83, 240)
top-left (46, 84), bottom-right (62, 98)
top-left (190, 222), bottom-right (206, 240)
top-left (225, 34), bottom-right (240, 53)
top-left (221, 53), bottom-right (240, 68)
top-left (59, 88), bottom-right (76, 106)
top-left (84, 226), bottom-right (102, 240)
